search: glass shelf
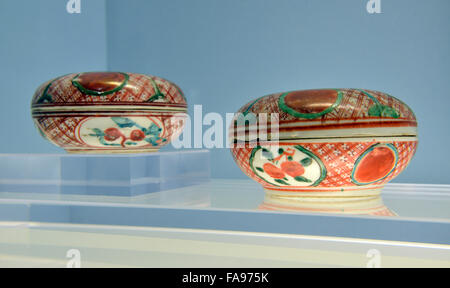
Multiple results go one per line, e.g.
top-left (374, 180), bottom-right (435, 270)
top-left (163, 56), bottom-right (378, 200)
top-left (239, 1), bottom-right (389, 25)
top-left (0, 179), bottom-right (449, 267)
top-left (0, 179), bottom-right (449, 240)
top-left (0, 151), bottom-right (210, 196)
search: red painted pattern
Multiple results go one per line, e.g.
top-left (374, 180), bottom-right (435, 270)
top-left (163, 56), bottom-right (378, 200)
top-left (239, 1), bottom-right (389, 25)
top-left (31, 73), bottom-right (186, 107)
top-left (236, 89), bottom-right (416, 123)
top-left (353, 146), bottom-right (397, 184)
top-left (231, 140), bottom-right (417, 189)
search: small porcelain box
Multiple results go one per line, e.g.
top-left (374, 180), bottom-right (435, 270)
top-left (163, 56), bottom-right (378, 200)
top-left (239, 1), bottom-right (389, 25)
top-left (31, 72), bottom-right (187, 153)
top-left (230, 89), bottom-right (418, 203)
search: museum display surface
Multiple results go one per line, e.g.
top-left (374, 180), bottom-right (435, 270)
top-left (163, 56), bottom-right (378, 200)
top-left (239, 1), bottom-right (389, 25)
top-left (0, 179), bottom-right (449, 267)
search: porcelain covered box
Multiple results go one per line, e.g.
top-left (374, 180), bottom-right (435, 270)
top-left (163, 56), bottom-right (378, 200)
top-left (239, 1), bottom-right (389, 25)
top-left (230, 89), bottom-right (418, 213)
top-left (31, 72), bottom-right (187, 153)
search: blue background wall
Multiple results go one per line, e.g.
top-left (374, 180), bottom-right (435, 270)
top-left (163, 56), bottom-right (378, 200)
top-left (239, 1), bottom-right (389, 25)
top-left (0, 0), bottom-right (449, 184)
top-left (0, 0), bottom-right (107, 154)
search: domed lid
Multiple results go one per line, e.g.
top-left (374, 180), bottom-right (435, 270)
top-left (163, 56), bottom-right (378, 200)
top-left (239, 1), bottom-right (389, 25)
top-left (231, 88), bottom-right (417, 141)
top-left (31, 72), bottom-right (187, 111)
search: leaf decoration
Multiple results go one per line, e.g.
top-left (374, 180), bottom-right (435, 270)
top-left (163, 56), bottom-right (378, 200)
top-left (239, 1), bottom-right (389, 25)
top-left (261, 148), bottom-right (274, 160)
top-left (381, 106), bottom-right (400, 118)
top-left (146, 78), bottom-right (166, 102)
top-left (300, 158), bottom-right (312, 167)
top-left (147, 92), bottom-right (165, 102)
top-left (89, 128), bottom-right (104, 137)
top-left (368, 105), bottom-right (399, 118)
top-left (275, 179), bottom-right (290, 185)
top-left (111, 117), bottom-right (136, 128)
top-left (256, 167), bottom-right (264, 172)
top-left (145, 123), bottom-right (162, 136)
top-left (294, 176), bottom-right (312, 183)
top-left (145, 137), bottom-right (159, 146)
top-left (278, 148), bottom-right (284, 155)
top-left (368, 104), bottom-right (382, 117)
top-left (36, 82), bottom-right (54, 104)
top-left (37, 93), bottom-right (52, 104)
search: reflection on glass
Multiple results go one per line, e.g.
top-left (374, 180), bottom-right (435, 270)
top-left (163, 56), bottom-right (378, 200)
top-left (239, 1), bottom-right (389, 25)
top-left (258, 194), bottom-right (396, 217)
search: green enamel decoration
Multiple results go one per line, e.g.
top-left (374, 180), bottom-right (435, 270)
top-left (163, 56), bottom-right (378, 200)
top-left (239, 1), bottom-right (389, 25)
top-left (35, 74), bottom-right (74, 104)
top-left (380, 105), bottom-right (397, 117)
top-left (368, 104), bottom-right (400, 118)
top-left (275, 179), bottom-right (290, 185)
top-left (146, 77), bottom-right (166, 102)
top-left (300, 157), bottom-right (312, 167)
top-left (111, 117), bottom-right (136, 128)
top-left (294, 176), bottom-right (312, 183)
top-left (358, 89), bottom-right (381, 105)
top-left (380, 106), bottom-right (400, 118)
top-left (249, 147), bottom-right (278, 186)
top-left (36, 82), bottom-right (54, 104)
top-left (72, 72), bottom-right (129, 96)
top-left (368, 104), bottom-right (383, 117)
top-left (359, 89), bottom-right (400, 119)
top-left (278, 90), bottom-right (343, 119)
top-left (293, 145), bottom-right (327, 186)
top-left (261, 148), bottom-right (274, 161)
top-left (387, 93), bottom-right (415, 118)
top-left (351, 143), bottom-right (399, 186)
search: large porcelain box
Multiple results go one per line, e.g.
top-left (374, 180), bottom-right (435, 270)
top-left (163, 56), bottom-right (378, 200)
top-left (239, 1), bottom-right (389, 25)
top-left (230, 89), bottom-right (418, 214)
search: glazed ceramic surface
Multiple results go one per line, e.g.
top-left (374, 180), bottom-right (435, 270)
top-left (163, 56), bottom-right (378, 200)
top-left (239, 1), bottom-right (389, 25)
top-left (258, 194), bottom-right (397, 216)
top-left (31, 72), bottom-right (187, 153)
top-left (230, 89), bottom-right (418, 213)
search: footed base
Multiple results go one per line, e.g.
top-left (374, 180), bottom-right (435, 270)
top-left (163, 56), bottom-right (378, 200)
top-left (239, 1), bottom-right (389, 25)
top-left (264, 185), bottom-right (383, 198)
top-left (261, 185), bottom-right (396, 216)
top-left (259, 199), bottom-right (396, 216)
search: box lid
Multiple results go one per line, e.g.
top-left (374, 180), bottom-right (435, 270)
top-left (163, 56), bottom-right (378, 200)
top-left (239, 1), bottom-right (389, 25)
top-left (31, 72), bottom-right (187, 112)
top-left (231, 88), bottom-right (417, 141)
